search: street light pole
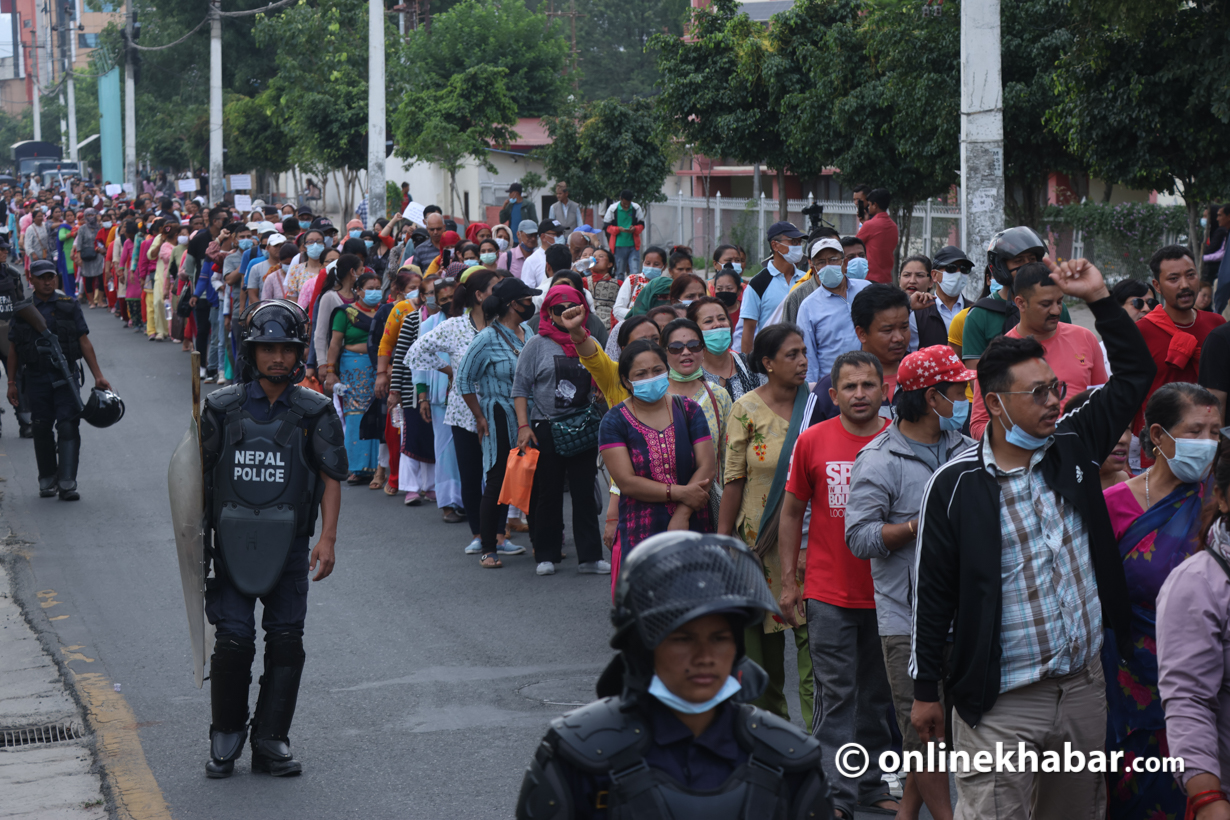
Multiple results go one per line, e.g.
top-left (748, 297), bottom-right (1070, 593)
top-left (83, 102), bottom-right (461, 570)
top-left (366, 0), bottom-right (385, 225)
top-left (66, 0), bottom-right (78, 163)
top-left (124, 7), bottom-right (136, 192)
top-left (208, 0), bottom-right (222, 205)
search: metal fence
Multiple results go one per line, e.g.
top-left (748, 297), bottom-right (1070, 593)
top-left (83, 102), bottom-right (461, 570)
top-left (643, 193), bottom-right (962, 270)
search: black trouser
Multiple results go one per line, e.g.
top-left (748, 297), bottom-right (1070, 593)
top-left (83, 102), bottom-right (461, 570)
top-left (454, 424), bottom-right (505, 540)
top-left (479, 406), bottom-right (512, 553)
top-left (528, 419), bottom-right (602, 565)
top-left (194, 300), bottom-right (213, 372)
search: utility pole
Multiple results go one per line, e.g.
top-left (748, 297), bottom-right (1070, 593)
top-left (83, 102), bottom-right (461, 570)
top-left (959, 0), bottom-right (1004, 299)
top-left (124, 5), bottom-right (136, 193)
top-left (366, 0), bottom-right (385, 225)
top-left (29, 32), bottom-right (41, 141)
top-left (66, 0), bottom-right (78, 163)
top-left (208, 0), bottom-right (223, 205)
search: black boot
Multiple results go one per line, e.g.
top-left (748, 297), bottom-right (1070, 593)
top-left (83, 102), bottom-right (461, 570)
top-left (55, 421), bottom-right (80, 501)
top-left (31, 420), bottom-right (58, 497)
top-left (250, 633), bottom-right (305, 777)
top-left (206, 637), bottom-right (254, 779)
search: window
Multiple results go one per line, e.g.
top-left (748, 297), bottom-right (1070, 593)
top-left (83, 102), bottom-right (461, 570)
top-left (85, 0), bottom-right (120, 12)
top-left (78, 33), bottom-right (98, 48)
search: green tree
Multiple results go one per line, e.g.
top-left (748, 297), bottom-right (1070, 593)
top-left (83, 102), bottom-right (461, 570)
top-left (574, 0), bottom-right (689, 101)
top-left (223, 90), bottom-right (292, 182)
top-left (538, 97), bottom-right (673, 207)
top-left (392, 0), bottom-right (569, 118)
top-left (392, 65), bottom-right (519, 218)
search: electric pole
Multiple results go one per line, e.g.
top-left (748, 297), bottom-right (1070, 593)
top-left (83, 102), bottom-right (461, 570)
top-left (66, 0), bottom-right (78, 163)
top-left (959, 0), bottom-right (1004, 299)
top-left (124, 5), bottom-right (136, 193)
top-left (366, 0), bottom-right (385, 225)
top-left (208, 0), bottom-right (223, 205)
top-left (29, 31), bottom-right (41, 141)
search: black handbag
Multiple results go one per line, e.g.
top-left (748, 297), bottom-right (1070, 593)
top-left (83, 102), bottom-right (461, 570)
top-left (548, 403), bottom-right (602, 457)
top-left (359, 397), bottom-right (386, 441)
top-left (176, 288), bottom-right (194, 318)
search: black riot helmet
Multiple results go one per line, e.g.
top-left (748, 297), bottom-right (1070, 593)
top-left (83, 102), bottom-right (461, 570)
top-left (80, 387), bottom-right (125, 428)
top-left (236, 299), bottom-right (310, 384)
top-left (986, 226), bottom-right (1047, 294)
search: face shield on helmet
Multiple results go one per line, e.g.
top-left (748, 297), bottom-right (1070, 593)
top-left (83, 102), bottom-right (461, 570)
top-left (986, 226), bottom-right (1047, 294)
top-left (236, 300), bottom-right (310, 384)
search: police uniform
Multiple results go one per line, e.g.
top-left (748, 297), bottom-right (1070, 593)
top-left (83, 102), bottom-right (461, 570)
top-left (516, 533), bottom-right (834, 820)
top-left (9, 268), bottom-right (89, 499)
top-left (0, 244), bottom-right (32, 436)
top-left (199, 300), bottom-right (348, 778)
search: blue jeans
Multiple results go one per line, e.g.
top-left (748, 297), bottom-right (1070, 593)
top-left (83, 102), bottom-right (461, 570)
top-left (613, 246), bottom-right (640, 281)
top-left (208, 306), bottom-right (224, 374)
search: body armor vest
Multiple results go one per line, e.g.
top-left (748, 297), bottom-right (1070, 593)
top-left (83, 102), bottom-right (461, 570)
top-left (13, 298), bottom-right (82, 366)
top-left (0, 266), bottom-right (22, 323)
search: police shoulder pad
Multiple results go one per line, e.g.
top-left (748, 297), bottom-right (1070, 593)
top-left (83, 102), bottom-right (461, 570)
top-left (287, 385), bottom-right (331, 417)
top-left (550, 696), bottom-right (650, 774)
top-left (733, 703), bottom-right (821, 772)
top-left (204, 382), bottom-right (247, 414)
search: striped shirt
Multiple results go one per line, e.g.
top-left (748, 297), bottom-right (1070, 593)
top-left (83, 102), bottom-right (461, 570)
top-left (456, 322), bottom-right (527, 474)
top-left (390, 309), bottom-right (421, 408)
top-left (982, 435), bottom-right (1102, 693)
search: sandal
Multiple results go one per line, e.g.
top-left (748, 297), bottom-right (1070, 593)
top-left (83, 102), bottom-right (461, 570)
top-left (383, 482), bottom-right (398, 496)
top-left (346, 473), bottom-right (365, 485)
top-left (479, 553), bottom-right (502, 569)
top-left (368, 467), bottom-right (387, 490)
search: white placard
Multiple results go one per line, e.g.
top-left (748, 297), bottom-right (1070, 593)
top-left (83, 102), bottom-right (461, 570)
top-left (402, 200), bottom-right (425, 226)
top-left (122, 183), bottom-right (134, 194)
top-left (178, 178), bottom-right (198, 192)
top-left (229, 174), bottom-right (252, 191)
top-left (105, 183), bottom-right (122, 196)
top-left (234, 194), bottom-right (252, 212)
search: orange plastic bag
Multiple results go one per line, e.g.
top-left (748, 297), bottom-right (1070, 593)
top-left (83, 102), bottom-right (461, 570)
top-left (498, 447), bottom-right (538, 510)
top-left (300, 374), bottom-right (325, 394)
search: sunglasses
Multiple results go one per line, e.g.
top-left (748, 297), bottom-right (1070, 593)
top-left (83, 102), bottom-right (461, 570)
top-left (939, 263), bottom-right (973, 274)
top-left (999, 380), bottom-right (1067, 406)
top-left (549, 302), bottom-right (579, 316)
top-left (666, 339), bottom-right (703, 355)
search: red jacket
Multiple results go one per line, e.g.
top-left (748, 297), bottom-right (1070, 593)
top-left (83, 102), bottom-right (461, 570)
top-left (856, 211), bottom-right (899, 284)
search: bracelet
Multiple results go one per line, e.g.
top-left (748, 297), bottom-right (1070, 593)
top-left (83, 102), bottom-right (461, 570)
top-left (518, 423), bottom-right (529, 430)
top-left (606, 517), bottom-right (618, 522)
top-left (909, 520), bottom-right (917, 535)
top-left (1190, 790), bottom-right (1229, 813)
top-left (666, 484), bottom-right (673, 503)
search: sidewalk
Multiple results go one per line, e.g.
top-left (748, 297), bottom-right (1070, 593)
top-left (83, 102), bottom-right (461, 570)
top-left (0, 555), bottom-right (107, 819)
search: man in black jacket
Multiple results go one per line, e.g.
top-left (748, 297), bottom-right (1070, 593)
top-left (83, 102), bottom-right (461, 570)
top-left (909, 256), bottom-right (1155, 819)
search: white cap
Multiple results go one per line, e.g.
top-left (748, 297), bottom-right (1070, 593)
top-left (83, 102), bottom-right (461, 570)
top-left (251, 199), bottom-right (266, 210)
top-left (245, 221), bottom-right (261, 231)
top-left (256, 221), bottom-right (276, 235)
top-left (267, 233), bottom-right (287, 247)
top-left (809, 237), bottom-right (843, 258)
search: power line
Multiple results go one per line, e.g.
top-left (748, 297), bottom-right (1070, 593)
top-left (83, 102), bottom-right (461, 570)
top-left (128, 0), bottom-right (297, 52)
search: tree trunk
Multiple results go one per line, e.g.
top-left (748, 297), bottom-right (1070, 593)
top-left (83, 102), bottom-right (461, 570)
top-left (777, 168), bottom-right (788, 222)
top-left (894, 201), bottom-right (914, 278)
top-left (1184, 181), bottom-right (1201, 275)
top-left (1102, 182), bottom-right (1114, 203)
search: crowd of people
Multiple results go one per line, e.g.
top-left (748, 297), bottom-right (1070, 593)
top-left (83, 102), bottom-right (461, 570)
top-left (12, 171), bottom-right (1230, 819)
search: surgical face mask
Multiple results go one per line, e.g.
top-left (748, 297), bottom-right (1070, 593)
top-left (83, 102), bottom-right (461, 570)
top-left (424, 294), bottom-right (436, 307)
top-left (715, 291), bottom-right (738, 308)
top-left (939, 271), bottom-right (967, 298)
top-left (306, 243), bottom-right (324, 260)
top-left (1161, 430), bottom-right (1218, 483)
top-left (818, 264), bottom-right (845, 290)
top-left (238, 238), bottom-right (253, 251)
top-left (642, 265), bottom-right (663, 280)
top-left (648, 673), bottom-right (742, 715)
top-left (679, 299), bottom-right (694, 307)
top-left (480, 251), bottom-right (497, 265)
top-left (554, 234), bottom-right (565, 245)
top-left (936, 392), bottom-right (970, 432)
top-left (994, 398), bottom-right (1053, 450)
top-left (496, 237), bottom-right (509, 252)
top-left (102, 221), bottom-right (113, 229)
top-left (364, 239), bottom-right (374, 250)
top-left (362, 289), bottom-right (382, 306)
top-left (989, 279), bottom-right (1004, 295)
top-left (781, 243), bottom-right (804, 265)
top-left (630, 372), bottom-right (669, 402)
top-left (177, 235), bottom-right (189, 245)
top-left (324, 236), bottom-right (334, 248)
top-left (730, 261), bottom-right (743, 274)
top-left (702, 327), bottom-right (732, 354)
top-left (1202, 217), bottom-right (1208, 228)
top-left (846, 256), bottom-right (869, 280)
top-left (349, 229), bottom-right (362, 239)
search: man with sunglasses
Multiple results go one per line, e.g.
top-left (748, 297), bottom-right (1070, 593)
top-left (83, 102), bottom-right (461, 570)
top-left (910, 255), bottom-right (1155, 820)
top-left (968, 262), bottom-right (1107, 438)
top-left (913, 245), bottom-right (974, 350)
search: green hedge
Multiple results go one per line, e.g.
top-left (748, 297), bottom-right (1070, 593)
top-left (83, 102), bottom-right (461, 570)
top-left (1041, 202), bottom-right (1189, 280)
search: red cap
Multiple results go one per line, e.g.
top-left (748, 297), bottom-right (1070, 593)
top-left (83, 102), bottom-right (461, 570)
top-left (898, 345), bottom-right (978, 392)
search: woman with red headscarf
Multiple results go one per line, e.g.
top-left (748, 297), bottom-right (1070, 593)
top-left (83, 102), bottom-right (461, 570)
top-left (511, 284), bottom-right (610, 577)
top-left (464, 222), bottom-right (491, 245)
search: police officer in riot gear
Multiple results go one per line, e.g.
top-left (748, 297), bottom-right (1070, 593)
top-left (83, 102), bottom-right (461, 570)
top-left (200, 299), bottom-right (347, 778)
top-left (7, 259), bottom-right (111, 500)
top-left (516, 532), bottom-right (834, 820)
top-left (0, 235), bottom-right (31, 437)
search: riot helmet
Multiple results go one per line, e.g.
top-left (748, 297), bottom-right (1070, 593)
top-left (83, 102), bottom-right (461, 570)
top-left (236, 300), bottom-right (310, 384)
top-left (80, 387), bottom-right (125, 428)
top-left (986, 226), bottom-right (1047, 294)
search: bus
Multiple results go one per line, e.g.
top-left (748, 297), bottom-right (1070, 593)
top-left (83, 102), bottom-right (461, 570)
top-left (12, 140), bottom-right (62, 177)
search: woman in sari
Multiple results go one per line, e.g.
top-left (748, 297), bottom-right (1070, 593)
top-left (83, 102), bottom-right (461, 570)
top-left (1101, 382), bottom-right (1221, 819)
top-left (325, 268), bottom-right (382, 484)
top-left (717, 322), bottom-right (814, 728)
top-left (75, 208), bottom-right (107, 309)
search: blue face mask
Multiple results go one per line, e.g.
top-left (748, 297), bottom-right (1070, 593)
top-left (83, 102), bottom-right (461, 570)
top-left (989, 279), bottom-right (1004, 295)
top-left (731, 262), bottom-right (742, 274)
top-left (648, 673), bottom-right (742, 715)
top-left (349, 229), bottom-right (361, 239)
top-left (702, 327), bottom-right (731, 354)
top-left (630, 372), bottom-right (669, 402)
top-left (818, 264), bottom-right (844, 289)
top-left (936, 393), bottom-right (970, 432)
top-left (554, 234), bottom-right (565, 245)
top-left (306, 243), bottom-right (324, 260)
top-left (1162, 430), bottom-right (1218, 483)
top-left (324, 236), bottom-right (334, 248)
top-left (846, 256), bottom-right (869, 280)
top-left (642, 265), bottom-right (664, 280)
top-left (362, 289), bottom-right (382, 306)
top-left (1202, 217), bottom-right (1209, 228)
top-left (364, 239), bottom-right (374, 250)
top-left (995, 399), bottom-right (1052, 450)
top-left (238, 238), bottom-right (253, 251)
top-left (424, 294), bottom-right (436, 307)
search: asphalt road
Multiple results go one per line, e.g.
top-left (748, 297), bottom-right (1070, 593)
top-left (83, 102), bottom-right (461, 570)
top-left (0, 307), bottom-right (821, 818)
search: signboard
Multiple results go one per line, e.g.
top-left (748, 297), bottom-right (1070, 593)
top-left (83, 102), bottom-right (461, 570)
top-left (105, 183), bottom-right (122, 197)
top-left (177, 178), bottom-right (198, 192)
top-left (402, 200), bottom-right (425, 227)
top-left (234, 194), bottom-right (252, 212)
top-left (228, 174), bottom-right (252, 191)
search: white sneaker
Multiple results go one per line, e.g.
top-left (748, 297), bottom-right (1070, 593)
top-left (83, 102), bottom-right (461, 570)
top-left (464, 537), bottom-right (482, 555)
top-left (497, 539), bottom-right (525, 555)
top-left (578, 560), bottom-right (611, 575)
top-left (199, 367), bottom-right (207, 378)
top-left (536, 561), bottom-right (555, 576)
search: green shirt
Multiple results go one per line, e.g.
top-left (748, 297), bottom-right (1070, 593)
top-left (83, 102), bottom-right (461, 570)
top-left (615, 204), bottom-right (634, 248)
top-left (331, 306), bottom-right (372, 346)
top-left (961, 292), bottom-right (1071, 361)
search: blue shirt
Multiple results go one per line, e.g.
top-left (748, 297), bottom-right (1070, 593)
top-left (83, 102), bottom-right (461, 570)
top-left (796, 276), bottom-right (872, 382)
top-left (240, 247), bottom-right (265, 278)
top-left (509, 201), bottom-right (522, 230)
top-left (741, 262), bottom-right (804, 335)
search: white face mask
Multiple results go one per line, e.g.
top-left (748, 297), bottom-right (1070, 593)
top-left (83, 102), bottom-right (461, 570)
top-left (496, 237), bottom-right (509, 252)
top-left (781, 244), bottom-right (804, 265)
top-left (939, 271), bottom-right (967, 298)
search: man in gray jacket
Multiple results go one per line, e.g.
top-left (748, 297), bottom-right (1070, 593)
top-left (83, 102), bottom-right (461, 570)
top-left (845, 345), bottom-right (976, 820)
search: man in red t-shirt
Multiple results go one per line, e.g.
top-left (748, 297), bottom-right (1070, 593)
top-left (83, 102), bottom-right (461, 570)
top-left (1135, 244), bottom-right (1225, 435)
top-left (778, 350), bottom-right (896, 817)
top-left (855, 187), bottom-right (899, 284)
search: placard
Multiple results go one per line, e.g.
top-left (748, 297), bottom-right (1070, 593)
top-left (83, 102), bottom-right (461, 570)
top-left (402, 200), bottom-right (425, 226)
top-left (228, 174), bottom-right (252, 191)
top-left (105, 183), bottom-right (122, 196)
top-left (177, 178), bottom-right (198, 192)
top-left (122, 183), bottom-right (134, 194)
top-left (234, 194), bottom-right (252, 212)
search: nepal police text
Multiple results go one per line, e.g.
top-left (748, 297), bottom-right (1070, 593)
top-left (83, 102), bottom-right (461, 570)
top-left (234, 451), bottom-right (287, 482)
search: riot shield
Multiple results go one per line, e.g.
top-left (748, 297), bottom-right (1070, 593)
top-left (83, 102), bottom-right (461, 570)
top-left (168, 418), bottom-right (213, 688)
